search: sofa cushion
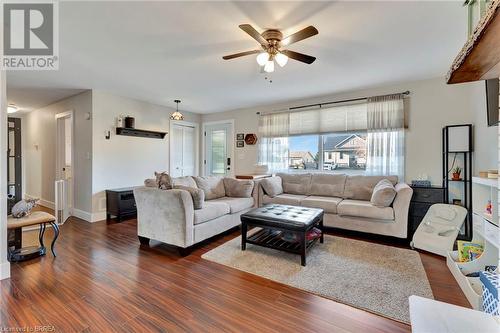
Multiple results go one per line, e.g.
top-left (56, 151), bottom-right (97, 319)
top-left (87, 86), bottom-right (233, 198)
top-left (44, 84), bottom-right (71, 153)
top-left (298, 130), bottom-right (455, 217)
top-left (262, 193), bottom-right (307, 206)
top-left (172, 176), bottom-right (197, 189)
top-left (260, 176), bottom-right (283, 197)
top-left (210, 197), bottom-right (254, 214)
top-left (370, 179), bottom-right (397, 207)
top-left (193, 176), bottom-right (226, 200)
top-left (193, 201), bottom-right (230, 225)
top-left (309, 174), bottom-right (347, 197)
top-left (301, 196), bottom-right (343, 214)
top-left (343, 175), bottom-right (398, 201)
top-left (223, 178), bottom-right (254, 198)
top-left (173, 185), bottom-right (205, 210)
top-left (276, 173), bottom-right (311, 195)
top-left (337, 199), bottom-right (394, 221)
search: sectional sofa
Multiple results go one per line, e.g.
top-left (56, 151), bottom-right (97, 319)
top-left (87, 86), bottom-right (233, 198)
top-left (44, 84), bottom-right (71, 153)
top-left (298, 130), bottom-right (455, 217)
top-left (258, 173), bottom-right (413, 238)
top-left (134, 176), bottom-right (258, 251)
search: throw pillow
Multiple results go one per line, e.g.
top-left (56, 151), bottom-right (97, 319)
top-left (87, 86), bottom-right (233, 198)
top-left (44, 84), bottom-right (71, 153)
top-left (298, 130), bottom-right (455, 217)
top-left (260, 176), bottom-right (283, 197)
top-left (155, 171), bottom-right (172, 190)
top-left (174, 185), bottom-right (205, 210)
top-left (223, 178), bottom-right (254, 198)
top-left (193, 176), bottom-right (226, 200)
top-left (370, 179), bottom-right (397, 207)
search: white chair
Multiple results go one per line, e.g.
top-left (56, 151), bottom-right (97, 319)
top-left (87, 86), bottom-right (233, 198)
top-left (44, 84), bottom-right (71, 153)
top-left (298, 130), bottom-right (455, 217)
top-left (411, 203), bottom-right (468, 256)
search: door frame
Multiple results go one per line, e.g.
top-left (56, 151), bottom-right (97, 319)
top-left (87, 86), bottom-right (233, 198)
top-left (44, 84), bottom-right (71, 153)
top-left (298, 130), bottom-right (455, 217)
top-left (169, 120), bottom-right (200, 176)
top-left (55, 110), bottom-right (75, 215)
top-left (201, 119), bottom-right (235, 177)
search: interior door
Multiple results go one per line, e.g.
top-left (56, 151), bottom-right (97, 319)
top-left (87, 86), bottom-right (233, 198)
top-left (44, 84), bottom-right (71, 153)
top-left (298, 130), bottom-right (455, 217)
top-left (171, 123), bottom-right (197, 177)
top-left (205, 122), bottom-right (233, 176)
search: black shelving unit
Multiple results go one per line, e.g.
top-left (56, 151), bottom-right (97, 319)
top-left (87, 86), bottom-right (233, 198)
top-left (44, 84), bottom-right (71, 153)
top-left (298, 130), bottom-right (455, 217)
top-left (442, 124), bottom-right (473, 241)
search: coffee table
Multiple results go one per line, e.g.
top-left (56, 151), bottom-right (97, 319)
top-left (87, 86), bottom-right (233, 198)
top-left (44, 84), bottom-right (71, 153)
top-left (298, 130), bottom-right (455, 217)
top-left (240, 204), bottom-right (324, 266)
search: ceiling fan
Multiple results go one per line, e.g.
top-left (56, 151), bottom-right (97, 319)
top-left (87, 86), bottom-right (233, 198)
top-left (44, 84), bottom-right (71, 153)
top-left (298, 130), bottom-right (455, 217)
top-left (223, 24), bottom-right (318, 73)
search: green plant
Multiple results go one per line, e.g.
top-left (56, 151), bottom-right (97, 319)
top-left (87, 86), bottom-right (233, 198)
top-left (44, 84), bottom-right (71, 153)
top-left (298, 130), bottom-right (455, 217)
top-left (453, 166), bottom-right (462, 174)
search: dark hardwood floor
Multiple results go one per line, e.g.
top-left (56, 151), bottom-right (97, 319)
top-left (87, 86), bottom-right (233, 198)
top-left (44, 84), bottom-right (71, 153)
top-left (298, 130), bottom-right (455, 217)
top-left (1, 215), bottom-right (469, 332)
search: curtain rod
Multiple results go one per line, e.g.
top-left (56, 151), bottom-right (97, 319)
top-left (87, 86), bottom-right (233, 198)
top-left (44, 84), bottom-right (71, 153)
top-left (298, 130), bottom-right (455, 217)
top-left (256, 90), bottom-right (410, 115)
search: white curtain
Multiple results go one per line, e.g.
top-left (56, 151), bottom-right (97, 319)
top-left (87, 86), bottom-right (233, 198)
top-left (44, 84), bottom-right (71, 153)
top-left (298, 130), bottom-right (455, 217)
top-left (366, 94), bottom-right (405, 180)
top-left (258, 113), bottom-right (289, 172)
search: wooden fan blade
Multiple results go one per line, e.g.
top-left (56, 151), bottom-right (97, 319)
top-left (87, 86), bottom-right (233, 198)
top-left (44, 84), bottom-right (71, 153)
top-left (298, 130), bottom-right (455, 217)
top-left (281, 50), bottom-right (316, 64)
top-left (239, 24), bottom-right (268, 46)
top-left (222, 50), bottom-right (261, 60)
top-left (281, 26), bottom-right (318, 46)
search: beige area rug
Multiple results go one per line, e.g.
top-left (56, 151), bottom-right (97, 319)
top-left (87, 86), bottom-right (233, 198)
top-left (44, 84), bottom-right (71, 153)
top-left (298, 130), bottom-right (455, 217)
top-left (202, 234), bottom-right (434, 323)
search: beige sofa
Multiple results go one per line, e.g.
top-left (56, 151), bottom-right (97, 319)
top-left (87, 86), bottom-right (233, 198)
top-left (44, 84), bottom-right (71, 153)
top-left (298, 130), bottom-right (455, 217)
top-left (134, 176), bottom-right (258, 251)
top-left (258, 173), bottom-right (413, 238)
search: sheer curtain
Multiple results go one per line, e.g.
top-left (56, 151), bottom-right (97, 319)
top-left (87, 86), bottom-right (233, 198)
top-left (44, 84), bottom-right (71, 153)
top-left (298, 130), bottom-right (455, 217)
top-left (258, 113), bottom-right (289, 172)
top-left (366, 94), bottom-right (405, 180)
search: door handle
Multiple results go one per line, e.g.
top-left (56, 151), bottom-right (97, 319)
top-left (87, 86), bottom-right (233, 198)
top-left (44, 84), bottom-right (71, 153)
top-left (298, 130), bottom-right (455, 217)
top-left (227, 158), bottom-right (231, 166)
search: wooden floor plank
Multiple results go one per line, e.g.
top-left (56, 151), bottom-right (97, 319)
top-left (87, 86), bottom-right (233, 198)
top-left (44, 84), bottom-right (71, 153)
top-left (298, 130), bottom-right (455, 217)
top-left (2, 216), bottom-right (469, 332)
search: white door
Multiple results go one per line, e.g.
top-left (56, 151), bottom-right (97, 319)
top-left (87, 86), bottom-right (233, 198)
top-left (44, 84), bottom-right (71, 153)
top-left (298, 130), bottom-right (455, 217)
top-left (55, 111), bottom-right (73, 223)
top-left (171, 123), bottom-right (197, 177)
top-left (204, 122), bottom-right (233, 176)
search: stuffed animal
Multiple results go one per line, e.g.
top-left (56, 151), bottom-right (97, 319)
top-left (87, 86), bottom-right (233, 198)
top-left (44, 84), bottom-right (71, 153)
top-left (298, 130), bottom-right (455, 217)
top-left (154, 171), bottom-right (172, 190)
top-left (11, 198), bottom-right (39, 218)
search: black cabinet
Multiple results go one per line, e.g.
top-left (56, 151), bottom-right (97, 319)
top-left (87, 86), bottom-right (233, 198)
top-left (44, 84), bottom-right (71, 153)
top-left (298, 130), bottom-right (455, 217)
top-left (408, 186), bottom-right (445, 239)
top-left (106, 187), bottom-right (138, 222)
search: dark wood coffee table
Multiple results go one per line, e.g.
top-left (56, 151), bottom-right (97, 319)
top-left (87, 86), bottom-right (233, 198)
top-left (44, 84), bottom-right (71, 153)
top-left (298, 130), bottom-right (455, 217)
top-left (240, 204), bottom-right (324, 266)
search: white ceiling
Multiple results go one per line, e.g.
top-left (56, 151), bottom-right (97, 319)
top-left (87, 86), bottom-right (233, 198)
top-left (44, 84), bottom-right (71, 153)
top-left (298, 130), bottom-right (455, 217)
top-left (7, 1), bottom-right (467, 114)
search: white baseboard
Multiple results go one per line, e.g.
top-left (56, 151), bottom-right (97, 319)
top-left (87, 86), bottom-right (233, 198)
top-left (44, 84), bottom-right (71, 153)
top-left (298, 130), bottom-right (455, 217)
top-left (91, 212), bottom-right (107, 223)
top-left (0, 261), bottom-right (10, 280)
top-left (25, 194), bottom-right (55, 210)
top-left (72, 208), bottom-right (93, 222)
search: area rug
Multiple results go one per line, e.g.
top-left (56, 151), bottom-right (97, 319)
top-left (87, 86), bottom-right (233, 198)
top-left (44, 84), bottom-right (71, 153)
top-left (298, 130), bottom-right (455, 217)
top-left (202, 234), bottom-right (434, 323)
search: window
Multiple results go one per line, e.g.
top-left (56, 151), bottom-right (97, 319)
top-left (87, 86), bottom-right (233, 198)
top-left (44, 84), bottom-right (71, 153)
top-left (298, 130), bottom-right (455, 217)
top-left (284, 132), bottom-right (367, 174)
top-left (258, 95), bottom-right (404, 178)
top-left (322, 132), bottom-right (366, 175)
top-left (288, 135), bottom-right (319, 171)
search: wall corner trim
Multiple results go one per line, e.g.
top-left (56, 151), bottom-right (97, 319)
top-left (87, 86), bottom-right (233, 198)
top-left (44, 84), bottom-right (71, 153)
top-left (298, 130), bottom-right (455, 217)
top-left (0, 261), bottom-right (11, 280)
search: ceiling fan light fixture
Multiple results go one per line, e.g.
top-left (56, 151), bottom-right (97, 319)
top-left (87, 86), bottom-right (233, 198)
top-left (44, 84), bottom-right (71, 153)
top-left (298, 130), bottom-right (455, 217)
top-left (170, 99), bottom-right (184, 121)
top-left (256, 52), bottom-right (268, 66)
top-left (7, 104), bottom-right (18, 114)
top-left (275, 52), bottom-right (288, 67)
top-left (264, 60), bottom-right (274, 73)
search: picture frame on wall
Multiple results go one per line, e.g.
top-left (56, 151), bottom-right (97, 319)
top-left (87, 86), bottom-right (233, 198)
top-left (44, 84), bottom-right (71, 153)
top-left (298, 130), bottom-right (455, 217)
top-left (236, 133), bottom-right (244, 140)
top-left (236, 140), bottom-right (244, 148)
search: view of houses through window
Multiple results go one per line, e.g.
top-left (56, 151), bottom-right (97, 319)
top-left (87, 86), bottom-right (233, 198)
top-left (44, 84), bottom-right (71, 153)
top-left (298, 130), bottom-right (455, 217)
top-left (288, 132), bottom-right (367, 175)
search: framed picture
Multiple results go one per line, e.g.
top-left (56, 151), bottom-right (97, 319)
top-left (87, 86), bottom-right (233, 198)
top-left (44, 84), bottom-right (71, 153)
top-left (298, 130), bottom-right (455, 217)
top-left (236, 140), bottom-right (244, 148)
top-left (236, 133), bottom-right (244, 140)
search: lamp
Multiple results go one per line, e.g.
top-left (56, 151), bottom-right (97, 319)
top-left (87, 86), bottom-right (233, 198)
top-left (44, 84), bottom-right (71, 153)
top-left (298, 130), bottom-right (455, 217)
top-left (170, 100), bottom-right (184, 121)
top-left (275, 52), bottom-right (288, 67)
top-left (7, 104), bottom-right (18, 114)
top-left (256, 52), bottom-right (268, 66)
top-left (264, 60), bottom-right (274, 73)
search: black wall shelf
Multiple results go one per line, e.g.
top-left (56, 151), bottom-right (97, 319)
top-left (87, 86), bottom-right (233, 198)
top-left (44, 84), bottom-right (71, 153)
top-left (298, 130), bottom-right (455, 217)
top-left (116, 127), bottom-right (167, 139)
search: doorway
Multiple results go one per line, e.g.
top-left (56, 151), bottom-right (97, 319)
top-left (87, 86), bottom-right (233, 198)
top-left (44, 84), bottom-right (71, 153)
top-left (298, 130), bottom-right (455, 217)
top-left (203, 121), bottom-right (234, 176)
top-left (7, 118), bottom-right (21, 215)
top-left (170, 121), bottom-right (199, 177)
top-left (55, 111), bottom-right (74, 224)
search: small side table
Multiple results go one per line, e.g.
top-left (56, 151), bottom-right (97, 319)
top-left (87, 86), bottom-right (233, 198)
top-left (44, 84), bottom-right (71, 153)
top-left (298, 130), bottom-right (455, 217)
top-left (7, 211), bottom-right (59, 262)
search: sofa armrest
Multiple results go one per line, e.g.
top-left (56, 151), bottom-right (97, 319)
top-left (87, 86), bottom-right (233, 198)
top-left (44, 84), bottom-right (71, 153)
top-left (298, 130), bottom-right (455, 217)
top-left (392, 183), bottom-right (413, 238)
top-left (134, 187), bottom-right (194, 248)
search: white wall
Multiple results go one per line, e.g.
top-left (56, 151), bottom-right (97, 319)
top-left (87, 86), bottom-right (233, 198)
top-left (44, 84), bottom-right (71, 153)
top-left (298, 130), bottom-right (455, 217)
top-left (1, 72), bottom-right (10, 280)
top-left (21, 91), bottom-right (93, 214)
top-left (202, 77), bottom-right (497, 185)
top-left (91, 91), bottom-right (200, 220)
